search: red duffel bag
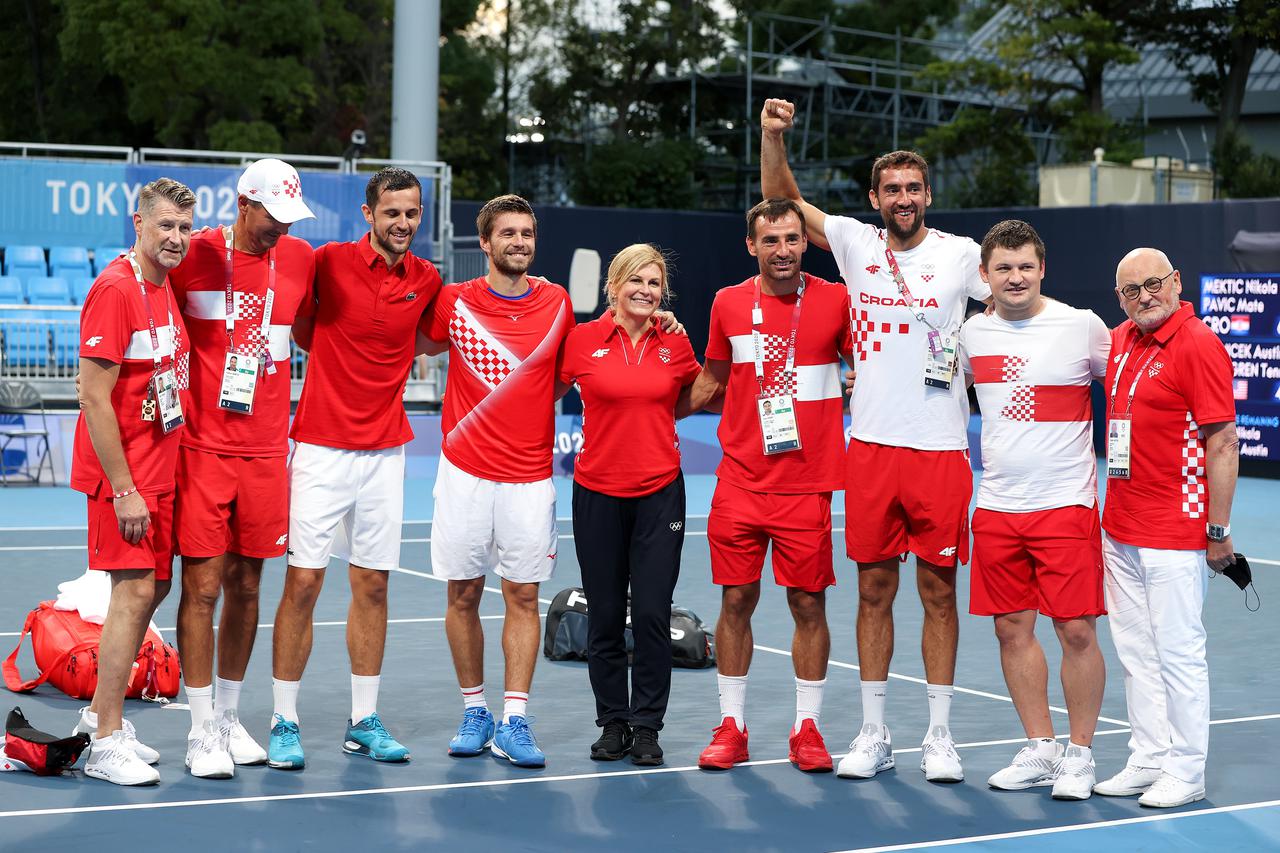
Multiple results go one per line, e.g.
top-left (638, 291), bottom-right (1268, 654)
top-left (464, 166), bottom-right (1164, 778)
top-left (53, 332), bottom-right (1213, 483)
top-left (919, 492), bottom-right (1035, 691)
top-left (2, 601), bottom-right (180, 701)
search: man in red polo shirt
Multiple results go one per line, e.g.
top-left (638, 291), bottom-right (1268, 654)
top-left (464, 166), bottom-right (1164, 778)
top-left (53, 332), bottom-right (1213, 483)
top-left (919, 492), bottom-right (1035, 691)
top-left (168, 158), bottom-right (316, 779)
top-left (692, 198), bottom-right (854, 774)
top-left (1094, 247), bottom-right (1238, 808)
top-left (267, 167), bottom-right (442, 770)
top-left (72, 178), bottom-right (195, 786)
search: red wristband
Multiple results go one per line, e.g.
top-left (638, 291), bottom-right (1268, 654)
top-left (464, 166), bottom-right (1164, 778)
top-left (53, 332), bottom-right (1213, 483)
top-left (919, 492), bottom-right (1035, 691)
top-left (112, 487), bottom-right (137, 500)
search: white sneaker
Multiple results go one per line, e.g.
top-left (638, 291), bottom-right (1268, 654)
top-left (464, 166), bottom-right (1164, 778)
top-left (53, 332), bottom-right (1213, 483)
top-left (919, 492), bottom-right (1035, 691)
top-left (72, 707), bottom-right (159, 765)
top-left (1051, 746), bottom-right (1095, 800)
top-left (1094, 763), bottom-right (1163, 797)
top-left (186, 719), bottom-right (235, 779)
top-left (988, 740), bottom-right (1062, 790)
top-left (837, 723), bottom-right (894, 779)
top-left (921, 725), bottom-right (964, 783)
top-left (84, 731), bottom-right (160, 786)
top-left (220, 709), bottom-right (267, 765)
top-left (1138, 772), bottom-right (1205, 808)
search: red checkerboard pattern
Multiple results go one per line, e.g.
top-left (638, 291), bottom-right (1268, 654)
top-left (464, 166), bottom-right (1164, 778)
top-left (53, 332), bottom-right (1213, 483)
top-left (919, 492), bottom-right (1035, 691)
top-left (1180, 412), bottom-right (1206, 519)
top-left (851, 310), bottom-right (910, 362)
top-left (449, 313), bottom-right (514, 387)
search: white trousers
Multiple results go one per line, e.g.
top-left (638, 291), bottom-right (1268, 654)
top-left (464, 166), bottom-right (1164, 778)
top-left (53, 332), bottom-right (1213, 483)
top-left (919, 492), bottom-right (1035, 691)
top-left (1101, 533), bottom-right (1209, 785)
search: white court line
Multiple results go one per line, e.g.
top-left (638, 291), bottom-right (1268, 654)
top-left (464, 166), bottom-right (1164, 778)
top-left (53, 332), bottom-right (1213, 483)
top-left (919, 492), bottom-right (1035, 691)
top-left (1253, 557), bottom-right (1280, 567)
top-left (830, 797), bottom-right (1280, 853)
top-left (2, 715), bottom-right (1276, 820)
top-left (0, 544), bottom-right (82, 552)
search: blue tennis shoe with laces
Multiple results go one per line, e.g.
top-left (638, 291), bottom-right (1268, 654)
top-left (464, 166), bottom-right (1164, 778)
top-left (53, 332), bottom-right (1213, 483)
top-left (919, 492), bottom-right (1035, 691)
top-left (449, 707), bottom-right (496, 756)
top-left (493, 715), bottom-right (546, 768)
top-left (268, 714), bottom-right (305, 770)
top-left (343, 713), bottom-right (410, 762)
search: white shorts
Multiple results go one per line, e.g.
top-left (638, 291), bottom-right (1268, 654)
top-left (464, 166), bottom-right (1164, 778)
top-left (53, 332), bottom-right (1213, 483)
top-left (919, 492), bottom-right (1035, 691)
top-left (429, 454), bottom-right (557, 584)
top-left (288, 442), bottom-right (405, 572)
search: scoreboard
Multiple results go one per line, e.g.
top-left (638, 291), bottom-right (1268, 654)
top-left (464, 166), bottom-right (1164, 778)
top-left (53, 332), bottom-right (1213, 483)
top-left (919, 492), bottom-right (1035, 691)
top-left (1200, 273), bottom-right (1280, 464)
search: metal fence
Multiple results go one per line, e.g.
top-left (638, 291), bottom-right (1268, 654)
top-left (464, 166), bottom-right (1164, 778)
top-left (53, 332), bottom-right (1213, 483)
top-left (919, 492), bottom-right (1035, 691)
top-left (0, 305), bottom-right (445, 406)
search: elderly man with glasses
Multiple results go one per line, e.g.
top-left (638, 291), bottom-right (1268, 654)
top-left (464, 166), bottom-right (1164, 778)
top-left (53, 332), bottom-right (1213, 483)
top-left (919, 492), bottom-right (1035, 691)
top-left (1094, 248), bottom-right (1239, 808)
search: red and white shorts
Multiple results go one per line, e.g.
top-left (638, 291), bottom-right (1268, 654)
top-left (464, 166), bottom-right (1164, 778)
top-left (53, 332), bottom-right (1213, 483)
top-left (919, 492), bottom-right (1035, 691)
top-left (707, 480), bottom-right (834, 592)
top-left (87, 489), bottom-right (175, 581)
top-left (844, 438), bottom-right (972, 567)
top-left (970, 504), bottom-right (1106, 621)
top-left (174, 447), bottom-right (290, 560)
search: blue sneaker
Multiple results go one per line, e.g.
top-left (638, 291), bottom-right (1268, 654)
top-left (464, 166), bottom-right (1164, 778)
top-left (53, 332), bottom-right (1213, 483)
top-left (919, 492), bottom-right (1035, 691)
top-left (268, 714), bottom-right (305, 770)
top-left (493, 715), bottom-right (546, 768)
top-left (343, 713), bottom-right (410, 762)
top-left (449, 707), bottom-right (496, 757)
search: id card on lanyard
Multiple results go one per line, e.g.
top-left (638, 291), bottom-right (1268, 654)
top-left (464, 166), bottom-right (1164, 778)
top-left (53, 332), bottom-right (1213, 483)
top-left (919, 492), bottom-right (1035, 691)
top-left (1106, 340), bottom-right (1160, 479)
top-left (126, 252), bottom-right (184, 434)
top-left (884, 244), bottom-right (957, 389)
top-left (218, 227), bottom-right (276, 415)
top-left (753, 276), bottom-right (804, 455)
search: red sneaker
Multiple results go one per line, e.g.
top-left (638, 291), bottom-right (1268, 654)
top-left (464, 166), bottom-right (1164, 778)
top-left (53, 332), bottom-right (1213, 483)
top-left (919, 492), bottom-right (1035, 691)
top-left (698, 718), bottom-right (750, 770)
top-left (788, 719), bottom-right (833, 772)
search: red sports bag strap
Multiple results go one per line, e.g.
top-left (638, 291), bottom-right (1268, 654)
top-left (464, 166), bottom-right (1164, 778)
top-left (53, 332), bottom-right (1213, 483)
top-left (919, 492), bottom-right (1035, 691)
top-left (3, 609), bottom-right (95, 693)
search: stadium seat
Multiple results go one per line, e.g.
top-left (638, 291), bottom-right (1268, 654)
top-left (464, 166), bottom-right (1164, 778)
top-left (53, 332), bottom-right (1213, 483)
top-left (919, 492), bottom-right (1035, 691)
top-left (49, 246), bottom-right (92, 281)
top-left (25, 277), bottom-right (72, 306)
top-left (70, 276), bottom-right (95, 304)
top-left (0, 308), bottom-right (49, 368)
top-left (3, 245), bottom-right (47, 284)
top-left (93, 247), bottom-right (126, 275)
top-left (0, 276), bottom-right (23, 304)
top-left (47, 310), bottom-right (80, 368)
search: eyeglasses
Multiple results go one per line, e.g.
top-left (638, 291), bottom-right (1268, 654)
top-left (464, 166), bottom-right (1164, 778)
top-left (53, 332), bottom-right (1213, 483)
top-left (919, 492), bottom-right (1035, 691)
top-left (1118, 269), bottom-right (1176, 300)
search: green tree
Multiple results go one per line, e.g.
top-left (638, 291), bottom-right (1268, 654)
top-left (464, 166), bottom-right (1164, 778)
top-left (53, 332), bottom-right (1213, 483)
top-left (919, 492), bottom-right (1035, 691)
top-left (916, 107), bottom-right (1037, 208)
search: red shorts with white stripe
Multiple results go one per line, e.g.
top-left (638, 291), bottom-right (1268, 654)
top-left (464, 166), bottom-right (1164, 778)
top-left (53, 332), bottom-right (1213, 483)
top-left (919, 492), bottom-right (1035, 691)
top-left (174, 447), bottom-right (290, 559)
top-left (844, 438), bottom-right (972, 566)
top-left (87, 490), bottom-right (175, 581)
top-left (707, 480), bottom-right (834, 592)
top-left (970, 504), bottom-right (1106, 620)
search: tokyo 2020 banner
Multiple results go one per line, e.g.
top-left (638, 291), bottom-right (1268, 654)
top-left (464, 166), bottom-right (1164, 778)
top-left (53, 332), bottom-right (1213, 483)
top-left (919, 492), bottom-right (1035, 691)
top-left (1201, 273), bottom-right (1280, 463)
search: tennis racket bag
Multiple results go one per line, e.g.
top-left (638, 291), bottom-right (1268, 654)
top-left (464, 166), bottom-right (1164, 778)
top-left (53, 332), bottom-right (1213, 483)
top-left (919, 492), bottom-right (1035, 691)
top-left (542, 587), bottom-right (716, 669)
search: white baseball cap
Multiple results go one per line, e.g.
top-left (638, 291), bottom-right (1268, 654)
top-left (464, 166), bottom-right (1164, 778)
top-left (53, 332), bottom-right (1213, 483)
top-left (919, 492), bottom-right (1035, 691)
top-left (237, 158), bottom-right (316, 224)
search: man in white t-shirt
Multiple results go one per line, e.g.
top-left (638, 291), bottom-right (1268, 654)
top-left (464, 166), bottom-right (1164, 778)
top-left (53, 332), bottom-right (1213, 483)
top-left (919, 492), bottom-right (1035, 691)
top-left (760, 97), bottom-right (990, 782)
top-left (959, 220), bottom-right (1110, 801)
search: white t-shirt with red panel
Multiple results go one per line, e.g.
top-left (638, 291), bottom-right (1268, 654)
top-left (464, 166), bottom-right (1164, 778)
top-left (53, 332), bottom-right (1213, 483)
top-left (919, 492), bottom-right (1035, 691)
top-left (960, 299), bottom-right (1110, 513)
top-left (1102, 302), bottom-right (1236, 551)
top-left (427, 276), bottom-right (575, 483)
top-left (705, 275), bottom-right (853, 494)
top-left (825, 216), bottom-right (989, 450)
top-left (71, 257), bottom-right (190, 497)
top-left (168, 229), bottom-right (315, 457)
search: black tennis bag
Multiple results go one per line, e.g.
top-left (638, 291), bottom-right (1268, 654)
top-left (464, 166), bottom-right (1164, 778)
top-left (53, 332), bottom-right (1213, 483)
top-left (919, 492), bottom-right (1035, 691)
top-left (542, 587), bottom-right (716, 669)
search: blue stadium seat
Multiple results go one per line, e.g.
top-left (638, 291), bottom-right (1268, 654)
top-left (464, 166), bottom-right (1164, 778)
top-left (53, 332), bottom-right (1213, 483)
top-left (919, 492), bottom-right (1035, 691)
top-left (3, 245), bottom-right (47, 284)
top-left (0, 276), bottom-right (23, 304)
top-left (49, 246), bottom-right (92, 281)
top-left (0, 308), bottom-right (49, 367)
top-left (93, 247), bottom-right (126, 275)
top-left (25, 277), bottom-right (72, 306)
top-left (48, 310), bottom-right (80, 368)
top-left (70, 276), bottom-right (95, 304)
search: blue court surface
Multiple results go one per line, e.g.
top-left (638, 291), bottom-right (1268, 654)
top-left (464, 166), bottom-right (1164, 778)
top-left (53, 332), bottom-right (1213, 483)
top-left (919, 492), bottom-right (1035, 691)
top-left (0, 468), bottom-right (1276, 852)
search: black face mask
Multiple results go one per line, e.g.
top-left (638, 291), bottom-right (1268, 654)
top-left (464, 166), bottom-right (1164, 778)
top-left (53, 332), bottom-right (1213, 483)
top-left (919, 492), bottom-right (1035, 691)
top-left (1216, 554), bottom-right (1259, 612)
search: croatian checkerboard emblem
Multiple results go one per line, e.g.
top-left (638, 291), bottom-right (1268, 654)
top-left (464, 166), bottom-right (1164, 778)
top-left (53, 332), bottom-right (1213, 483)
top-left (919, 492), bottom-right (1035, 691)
top-left (658, 346), bottom-right (671, 363)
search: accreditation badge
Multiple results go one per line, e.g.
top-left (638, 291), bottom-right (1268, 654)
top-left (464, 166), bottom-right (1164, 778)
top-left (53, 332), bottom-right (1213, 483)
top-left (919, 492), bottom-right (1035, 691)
top-left (758, 393), bottom-right (801, 455)
top-left (151, 369), bottom-right (184, 434)
top-left (923, 332), bottom-right (958, 390)
top-left (218, 351), bottom-right (259, 415)
top-left (1107, 413), bottom-right (1132, 479)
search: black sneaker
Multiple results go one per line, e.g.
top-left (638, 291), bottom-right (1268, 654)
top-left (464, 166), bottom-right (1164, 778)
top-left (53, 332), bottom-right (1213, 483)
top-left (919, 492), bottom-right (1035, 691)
top-left (590, 721), bottom-right (633, 761)
top-left (631, 726), bottom-right (663, 766)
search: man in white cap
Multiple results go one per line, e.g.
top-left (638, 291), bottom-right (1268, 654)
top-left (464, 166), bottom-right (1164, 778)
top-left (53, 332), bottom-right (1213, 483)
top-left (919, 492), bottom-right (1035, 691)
top-left (167, 158), bottom-right (317, 778)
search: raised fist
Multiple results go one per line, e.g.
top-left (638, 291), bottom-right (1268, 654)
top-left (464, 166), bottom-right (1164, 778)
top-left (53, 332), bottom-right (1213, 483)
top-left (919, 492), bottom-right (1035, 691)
top-left (761, 99), bottom-right (795, 136)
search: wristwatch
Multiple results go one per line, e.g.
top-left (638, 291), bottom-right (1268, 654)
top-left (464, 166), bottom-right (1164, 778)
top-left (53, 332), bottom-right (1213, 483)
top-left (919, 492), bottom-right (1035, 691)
top-left (1206, 523), bottom-right (1231, 542)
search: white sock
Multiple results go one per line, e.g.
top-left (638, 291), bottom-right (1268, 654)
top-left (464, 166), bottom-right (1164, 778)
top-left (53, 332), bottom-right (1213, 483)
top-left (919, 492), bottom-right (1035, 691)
top-left (272, 678), bottom-right (301, 725)
top-left (794, 678), bottom-right (825, 730)
top-left (187, 684), bottom-right (214, 736)
top-left (461, 684), bottom-right (487, 711)
top-left (1068, 741), bottom-right (1092, 758)
top-left (81, 707), bottom-right (99, 729)
top-left (926, 683), bottom-right (954, 731)
top-left (503, 691), bottom-right (529, 723)
top-left (213, 677), bottom-right (242, 718)
top-left (860, 679), bottom-right (888, 728)
top-left (717, 674), bottom-right (748, 728)
top-left (1032, 737), bottom-right (1059, 759)
top-left (351, 674), bottom-right (381, 722)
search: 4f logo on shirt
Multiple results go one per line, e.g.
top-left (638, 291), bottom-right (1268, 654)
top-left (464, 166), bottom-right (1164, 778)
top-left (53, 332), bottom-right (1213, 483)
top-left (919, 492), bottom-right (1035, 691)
top-left (591, 348), bottom-right (610, 358)
top-left (276, 534), bottom-right (288, 546)
top-left (938, 546), bottom-right (957, 557)
top-left (865, 264), bottom-right (881, 275)
top-left (85, 336), bottom-right (103, 347)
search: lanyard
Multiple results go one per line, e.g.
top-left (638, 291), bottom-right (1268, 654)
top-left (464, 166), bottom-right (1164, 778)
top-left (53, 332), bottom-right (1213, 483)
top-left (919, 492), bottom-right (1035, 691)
top-left (884, 242), bottom-right (940, 332)
top-left (223, 227), bottom-right (277, 374)
top-left (125, 251), bottom-right (174, 373)
top-left (752, 275), bottom-right (805, 392)
top-left (1108, 337), bottom-right (1161, 416)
